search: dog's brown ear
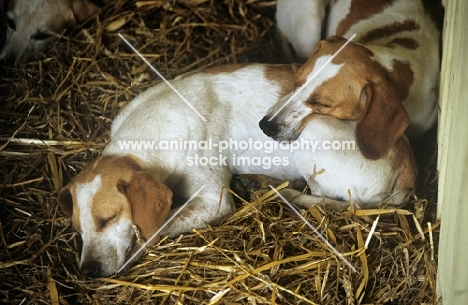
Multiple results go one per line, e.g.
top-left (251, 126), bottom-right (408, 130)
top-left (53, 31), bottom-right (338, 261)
top-left (58, 185), bottom-right (73, 217)
top-left (71, 0), bottom-right (100, 24)
top-left (118, 172), bottom-right (173, 246)
top-left (355, 82), bottom-right (409, 160)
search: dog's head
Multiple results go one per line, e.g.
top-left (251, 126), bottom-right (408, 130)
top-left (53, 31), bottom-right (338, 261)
top-left (260, 36), bottom-right (410, 160)
top-left (0, 0), bottom-right (99, 63)
top-left (58, 155), bottom-right (173, 278)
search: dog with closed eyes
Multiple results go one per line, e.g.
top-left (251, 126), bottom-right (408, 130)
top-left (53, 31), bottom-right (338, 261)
top-left (275, 0), bottom-right (442, 139)
top-left (0, 0), bottom-right (100, 63)
top-left (58, 59), bottom-right (416, 277)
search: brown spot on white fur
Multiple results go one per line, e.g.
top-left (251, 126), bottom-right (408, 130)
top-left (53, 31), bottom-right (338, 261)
top-left (386, 37), bottom-right (419, 50)
top-left (360, 20), bottom-right (420, 44)
top-left (385, 60), bottom-right (414, 101)
top-left (336, 0), bottom-right (397, 36)
top-left (263, 64), bottom-right (297, 98)
top-left (202, 63), bottom-right (250, 74)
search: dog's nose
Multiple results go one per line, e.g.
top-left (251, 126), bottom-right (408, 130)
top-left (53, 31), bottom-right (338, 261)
top-left (81, 260), bottom-right (102, 278)
top-left (259, 116), bottom-right (278, 137)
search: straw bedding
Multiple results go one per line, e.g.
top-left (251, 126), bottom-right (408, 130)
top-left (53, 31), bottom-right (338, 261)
top-left (0, 0), bottom-right (440, 304)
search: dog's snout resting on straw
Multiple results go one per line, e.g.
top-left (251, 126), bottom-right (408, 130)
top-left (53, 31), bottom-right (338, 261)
top-left (0, 0), bottom-right (99, 63)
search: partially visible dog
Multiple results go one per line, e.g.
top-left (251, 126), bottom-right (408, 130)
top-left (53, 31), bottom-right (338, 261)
top-left (276, 0), bottom-right (329, 62)
top-left (0, 0), bottom-right (100, 63)
top-left (58, 62), bottom-right (416, 277)
top-left (275, 0), bottom-right (442, 138)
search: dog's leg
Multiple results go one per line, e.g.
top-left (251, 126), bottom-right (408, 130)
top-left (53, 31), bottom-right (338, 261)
top-left (235, 173), bottom-right (307, 191)
top-left (276, 29), bottom-right (299, 63)
top-left (232, 174), bottom-right (351, 211)
top-left (161, 169), bottom-right (236, 238)
top-left (276, 0), bottom-right (328, 61)
top-left (273, 188), bottom-right (351, 211)
top-left (232, 174), bottom-right (306, 198)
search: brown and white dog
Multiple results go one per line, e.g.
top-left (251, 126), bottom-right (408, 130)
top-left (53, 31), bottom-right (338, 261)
top-left (58, 62), bottom-right (416, 277)
top-left (0, 0), bottom-right (100, 63)
top-left (275, 0), bottom-right (442, 139)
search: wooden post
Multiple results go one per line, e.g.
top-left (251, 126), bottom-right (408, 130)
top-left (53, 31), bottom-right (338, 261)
top-left (437, 0), bottom-right (468, 303)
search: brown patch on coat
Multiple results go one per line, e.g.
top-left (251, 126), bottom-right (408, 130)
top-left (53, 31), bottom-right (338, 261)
top-left (263, 64), bottom-right (297, 98)
top-left (385, 59), bottom-right (414, 101)
top-left (336, 0), bottom-right (396, 36)
top-left (385, 37), bottom-right (419, 50)
top-left (361, 20), bottom-right (420, 44)
top-left (201, 63), bottom-right (250, 74)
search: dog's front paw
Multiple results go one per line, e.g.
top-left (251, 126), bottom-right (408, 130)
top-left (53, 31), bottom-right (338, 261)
top-left (231, 174), bottom-right (307, 201)
top-left (231, 174), bottom-right (260, 199)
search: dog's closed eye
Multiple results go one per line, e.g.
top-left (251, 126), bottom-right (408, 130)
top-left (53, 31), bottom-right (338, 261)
top-left (98, 215), bottom-right (117, 230)
top-left (308, 97), bottom-right (322, 106)
top-left (32, 31), bottom-right (52, 41)
top-left (308, 97), bottom-right (332, 111)
top-left (6, 16), bottom-right (16, 31)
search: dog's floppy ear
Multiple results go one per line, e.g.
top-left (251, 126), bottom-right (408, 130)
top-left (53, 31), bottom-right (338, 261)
top-left (71, 0), bottom-right (100, 24)
top-left (355, 82), bottom-right (409, 160)
top-left (58, 185), bottom-right (73, 217)
top-left (118, 172), bottom-right (173, 246)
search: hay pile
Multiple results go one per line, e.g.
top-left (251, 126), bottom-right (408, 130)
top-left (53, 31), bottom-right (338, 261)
top-left (0, 0), bottom-right (439, 304)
